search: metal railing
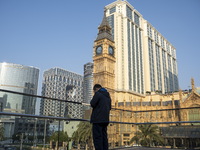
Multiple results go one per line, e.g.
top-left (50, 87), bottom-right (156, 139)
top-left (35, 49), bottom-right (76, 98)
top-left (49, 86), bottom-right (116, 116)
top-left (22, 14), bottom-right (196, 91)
top-left (0, 89), bottom-right (200, 150)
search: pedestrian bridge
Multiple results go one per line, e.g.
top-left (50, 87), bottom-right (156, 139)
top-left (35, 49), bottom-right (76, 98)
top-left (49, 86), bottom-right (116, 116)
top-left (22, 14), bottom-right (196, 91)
top-left (0, 89), bottom-right (200, 150)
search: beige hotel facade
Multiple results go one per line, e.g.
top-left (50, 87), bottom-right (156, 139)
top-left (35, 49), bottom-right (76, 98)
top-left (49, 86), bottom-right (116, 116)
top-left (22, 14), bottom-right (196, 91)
top-left (102, 0), bottom-right (178, 97)
top-left (92, 0), bottom-right (200, 148)
top-left (93, 0), bottom-right (179, 118)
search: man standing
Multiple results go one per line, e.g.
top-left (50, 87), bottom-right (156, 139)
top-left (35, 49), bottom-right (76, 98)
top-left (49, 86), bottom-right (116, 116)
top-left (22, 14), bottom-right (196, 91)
top-left (90, 84), bottom-right (111, 150)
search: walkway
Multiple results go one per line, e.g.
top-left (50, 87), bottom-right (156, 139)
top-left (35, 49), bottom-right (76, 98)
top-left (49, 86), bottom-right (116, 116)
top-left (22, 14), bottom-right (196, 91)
top-left (110, 147), bottom-right (186, 150)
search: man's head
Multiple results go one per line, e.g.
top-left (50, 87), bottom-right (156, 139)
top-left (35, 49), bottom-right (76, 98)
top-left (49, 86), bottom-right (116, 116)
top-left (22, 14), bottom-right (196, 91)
top-left (93, 84), bottom-right (102, 93)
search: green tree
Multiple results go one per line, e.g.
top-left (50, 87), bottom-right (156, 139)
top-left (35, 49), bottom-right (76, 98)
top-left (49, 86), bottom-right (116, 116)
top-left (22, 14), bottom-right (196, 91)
top-left (130, 124), bottom-right (164, 147)
top-left (0, 126), bottom-right (4, 140)
top-left (71, 129), bottom-right (80, 143)
top-left (12, 133), bottom-right (20, 143)
top-left (50, 131), bottom-right (69, 143)
top-left (12, 132), bottom-right (27, 143)
top-left (72, 121), bottom-right (92, 148)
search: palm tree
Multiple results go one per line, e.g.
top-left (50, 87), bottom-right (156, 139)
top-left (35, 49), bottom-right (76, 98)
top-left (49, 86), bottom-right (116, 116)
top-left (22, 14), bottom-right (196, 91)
top-left (130, 124), bottom-right (164, 147)
top-left (50, 131), bottom-right (69, 145)
top-left (71, 129), bottom-right (81, 149)
top-left (72, 121), bottom-right (92, 149)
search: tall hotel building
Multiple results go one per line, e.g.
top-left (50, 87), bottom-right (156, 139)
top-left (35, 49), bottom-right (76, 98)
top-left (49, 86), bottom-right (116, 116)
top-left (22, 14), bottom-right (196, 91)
top-left (83, 62), bottom-right (93, 105)
top-left (0, 62), bottom-right (39, 137)
top-left (104, 0), bottom-right (179, 95)
top-left (40, 68), bottom-right (83, 119)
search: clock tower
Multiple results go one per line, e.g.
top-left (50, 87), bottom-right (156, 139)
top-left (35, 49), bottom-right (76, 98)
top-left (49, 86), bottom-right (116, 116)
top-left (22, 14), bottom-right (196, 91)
top-left (93, 12), bottom-right (116, 103)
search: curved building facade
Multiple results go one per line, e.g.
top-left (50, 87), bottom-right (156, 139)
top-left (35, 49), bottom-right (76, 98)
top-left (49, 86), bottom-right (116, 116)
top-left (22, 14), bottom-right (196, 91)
top-left (0, 62), bottom-right (39, 114)
top-left (83, 62), bottom-right (93, 105)
top-left (0, 62), bottom-right (39, 138)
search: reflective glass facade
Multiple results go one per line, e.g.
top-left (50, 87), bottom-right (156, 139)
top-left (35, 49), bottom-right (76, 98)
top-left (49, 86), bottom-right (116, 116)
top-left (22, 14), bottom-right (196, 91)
top-left (148, 22), bottom-right (179, 93)
top-left (0, 62), bottom-right (39, 114)
top-left (83, 62), bottom-right (93, 105)
top-left (0, 62), bottom-right (39, 138)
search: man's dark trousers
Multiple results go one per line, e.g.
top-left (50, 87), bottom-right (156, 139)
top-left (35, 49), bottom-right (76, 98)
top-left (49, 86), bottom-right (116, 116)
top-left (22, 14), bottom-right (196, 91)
top-left (92, 123), bottom-right (109, 150)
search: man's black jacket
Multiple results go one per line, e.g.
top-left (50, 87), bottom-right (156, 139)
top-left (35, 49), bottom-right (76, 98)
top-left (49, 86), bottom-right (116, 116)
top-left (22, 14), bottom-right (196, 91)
top-left (90, 88), bottom-right (111, 123)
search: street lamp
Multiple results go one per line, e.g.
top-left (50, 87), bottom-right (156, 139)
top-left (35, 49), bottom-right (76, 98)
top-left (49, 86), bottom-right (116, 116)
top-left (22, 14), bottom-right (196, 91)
top-left (57, 85), bottom-right (74, 150)
top-left (20, 133), bottom-right (24, 150)
top-left (43, 119), bottom-right (47, 149)
top-left (33, 118), bottom-right (38, 147)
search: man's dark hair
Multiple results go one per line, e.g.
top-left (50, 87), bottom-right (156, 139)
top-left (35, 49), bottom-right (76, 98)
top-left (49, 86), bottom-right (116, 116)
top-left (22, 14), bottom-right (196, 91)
top-left (93, 84), bottom-right (102, 91)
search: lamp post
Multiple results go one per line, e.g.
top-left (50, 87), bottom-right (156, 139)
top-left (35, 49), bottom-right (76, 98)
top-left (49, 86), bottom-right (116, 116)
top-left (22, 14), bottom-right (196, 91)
top-left (57, 101), bottom-right (62, 150)
top-left (57, 85), bottom-right (74, 150)
top-left (20, 133), bottom-right (24, 150)
top-left (43, 119), bottom-right (47, 149)
top-left (34, 118), bottom-right (37, 147)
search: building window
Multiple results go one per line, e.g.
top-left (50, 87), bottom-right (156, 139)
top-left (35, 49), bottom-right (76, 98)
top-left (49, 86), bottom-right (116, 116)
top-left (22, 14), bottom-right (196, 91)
top-left (127, 20), bottom-right (132, 91)
top-left (162, 50), bottom-right (168, 93)
top-left (134, 12), bottom-right (140, 26)
top-left (110, 6), bottom-right (116, 14)
top-left (189, 106), bottom-right (200, 121)
top-left (147, 25), bottom-right (152, 38)
top-left (126, 6), bottom-right (132, 20)
top-left (156, 45), bottom-right (162, 91)
top-left (148, 39), bottom-right (155, 91)
top-left (108, 15), bottom-right (114, 39)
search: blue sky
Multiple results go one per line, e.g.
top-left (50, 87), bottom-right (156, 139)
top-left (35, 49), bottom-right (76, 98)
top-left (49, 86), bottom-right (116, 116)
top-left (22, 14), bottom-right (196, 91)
top-left (0, 0), bottom-right (200, 93)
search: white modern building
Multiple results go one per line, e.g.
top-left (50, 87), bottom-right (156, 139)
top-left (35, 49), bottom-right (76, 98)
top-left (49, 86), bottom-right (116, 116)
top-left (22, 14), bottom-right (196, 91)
top-left (40, 68), bottom-right (83, 119)
top-left (104, 0), bottom-right (179, 95)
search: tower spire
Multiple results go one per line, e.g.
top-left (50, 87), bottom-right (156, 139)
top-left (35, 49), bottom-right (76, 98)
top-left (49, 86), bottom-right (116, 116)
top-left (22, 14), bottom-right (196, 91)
top-left (95, 11), bottom-right (113, 42)
top-left (191, 78), bottom-right (195, 91)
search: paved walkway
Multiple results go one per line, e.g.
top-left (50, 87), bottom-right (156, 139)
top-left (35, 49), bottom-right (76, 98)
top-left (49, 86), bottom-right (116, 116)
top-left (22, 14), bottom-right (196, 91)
top-left (110, 147), bottom-right (185, 150)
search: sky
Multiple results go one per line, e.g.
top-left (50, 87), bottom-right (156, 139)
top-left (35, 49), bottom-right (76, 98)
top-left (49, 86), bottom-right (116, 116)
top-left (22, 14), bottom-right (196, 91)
top-left (0, 0), bottom-right (200, 95)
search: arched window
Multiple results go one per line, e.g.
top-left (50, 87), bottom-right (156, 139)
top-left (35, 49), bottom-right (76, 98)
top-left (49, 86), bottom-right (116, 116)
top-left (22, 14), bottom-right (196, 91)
top-left (189, 104), bottom-right (200, 122)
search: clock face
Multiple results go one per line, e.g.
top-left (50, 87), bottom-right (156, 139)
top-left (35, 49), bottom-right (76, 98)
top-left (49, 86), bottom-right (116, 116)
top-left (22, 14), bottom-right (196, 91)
top-left (108, 46), bottom-right (114, 55)
top-left (96, 46), bottom-right (102, 55)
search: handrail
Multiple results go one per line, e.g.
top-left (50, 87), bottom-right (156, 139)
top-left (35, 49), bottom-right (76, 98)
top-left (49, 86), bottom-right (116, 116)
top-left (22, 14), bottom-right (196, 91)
top-left (1, 88), bottom-right (200, 113)
top-left (1, 111), bottom-right (200, 125)
top-left (112, 106), bottom-right (200, 113)
top-left (0, 89), bottom-right (81, 104)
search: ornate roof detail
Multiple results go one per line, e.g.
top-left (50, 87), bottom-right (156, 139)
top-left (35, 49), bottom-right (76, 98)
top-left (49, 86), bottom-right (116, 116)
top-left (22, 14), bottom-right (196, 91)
top-left (181, 78), bottom-right (200, 106)
top-left (182, 92), bottom-right (200, 106)
top-left (191, 78), bottom-right (195, 91)
top-left (95, 12), bottom-right (114, 42)
top-left (100, 12), bottom-right (111, 28)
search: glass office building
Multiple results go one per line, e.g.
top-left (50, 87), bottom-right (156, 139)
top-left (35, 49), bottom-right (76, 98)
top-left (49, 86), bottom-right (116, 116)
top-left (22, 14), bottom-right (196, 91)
top-left (83, 62), bottom-right (93, 105)
top-left (0, 62), bottom-right (39, 114)
top-left (0, 62), bottom-right (39, 137)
